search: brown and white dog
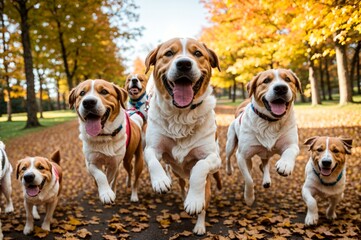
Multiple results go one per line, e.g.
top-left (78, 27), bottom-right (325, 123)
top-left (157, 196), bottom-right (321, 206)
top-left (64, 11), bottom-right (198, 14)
top-left (16, 150), bottom-right (62, 235)
top-left (226, 69), bottom-right (302, 206)
top-left (144, 37), bottom-right (222, 235)
top-left (0, 141), bottom-right (14, 239)
top-left (302, 136), bottom-right (352, 226)
top-left (125, 73), bottom-right (149, 123)
top-left (69, 79), bottom-right (144, 203)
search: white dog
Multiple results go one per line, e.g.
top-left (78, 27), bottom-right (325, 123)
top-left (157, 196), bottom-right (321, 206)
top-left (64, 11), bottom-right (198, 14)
top-left (143, 37), bottom-right (222, 235)
top-left (0, 141), bottom-right (14, 239)
top-left (302, 136), bottom-right (352, 226)
top-left (226, 69), bottom-right (302, 206)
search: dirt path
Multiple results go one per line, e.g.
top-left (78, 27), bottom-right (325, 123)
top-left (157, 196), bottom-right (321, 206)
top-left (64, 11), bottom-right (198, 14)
top-left (1, 106), bottom-right (360, 239)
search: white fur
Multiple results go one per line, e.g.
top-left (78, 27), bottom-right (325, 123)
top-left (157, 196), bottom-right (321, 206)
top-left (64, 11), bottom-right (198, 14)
top-left (225, 74), bottom-right (299, 206)
top-left (302, 145), bottom-right (346, 226)
top-left (20, 158), bottom-right (60, 235)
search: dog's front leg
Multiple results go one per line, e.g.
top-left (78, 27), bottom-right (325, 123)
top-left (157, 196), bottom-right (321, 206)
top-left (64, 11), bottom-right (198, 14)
top-left (42, 198), bottom-right (58, 231)
top-left (23, 201), bottom-right (34, 235)
top-left (302, 186), bottom-right (318, 226)
top-left (237, 151), bottom-right (255, 206)
top-left (326, 194), bottom-right (342, 220)
top-left (185, 153), bottom-right (221, 215)
top-left (1, 171), bottom-right (14, 213)
top-left (144, 147), bottom-right (171, 193)
top-left (88, 162), bottom-right (115, 204)
top-left (276, 143), bottom-right (299, 176)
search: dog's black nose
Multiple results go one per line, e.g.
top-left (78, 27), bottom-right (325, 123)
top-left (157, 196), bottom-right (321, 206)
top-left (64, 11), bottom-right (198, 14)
top-left (321, 159), bottom-right (332, 168)
top-left (176, 59), bottom-right (192, 72)
top-left (131, 78), bottom-right (138, 83)
top-left (274, 85), bottom-right (288, 95)
top-left (24, 173), bottom-right (35, 183)
top-left (83, 99), bottom-right (97, 109)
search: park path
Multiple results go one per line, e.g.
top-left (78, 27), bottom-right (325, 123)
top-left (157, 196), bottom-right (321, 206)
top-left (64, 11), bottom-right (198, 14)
top-left (1, 105), bottom-right (360, 239)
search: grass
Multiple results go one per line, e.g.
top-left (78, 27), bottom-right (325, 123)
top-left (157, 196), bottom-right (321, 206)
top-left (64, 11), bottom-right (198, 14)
top-left (0, 110), bottom-right (77, 142)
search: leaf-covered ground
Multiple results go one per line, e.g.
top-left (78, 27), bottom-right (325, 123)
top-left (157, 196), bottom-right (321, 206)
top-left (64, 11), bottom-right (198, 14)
top-left (1, 105), bottom-right (360, 239)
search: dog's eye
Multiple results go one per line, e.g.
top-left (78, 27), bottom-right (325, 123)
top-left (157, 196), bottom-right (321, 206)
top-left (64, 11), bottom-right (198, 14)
top-left (165, 50), bottom-right (173, 57)
top-left (285, 77), bottom-right (291, 82)
top-left (80, 91), bottom-right (86, 96)
top-left (332, 148), bottom-right (339, 154)
top-left (263, 78), bottom-right (271, 84)
top-left (194, 50), bottom-right (203, 57)
top-left (21, 166), bottom-right (27, 171)
top-left (317, 147), bottom-right (323, 152)
top-left (100, 89), bottom-right (109, 95)
top-left (37, 165), bottom-right (45, 170)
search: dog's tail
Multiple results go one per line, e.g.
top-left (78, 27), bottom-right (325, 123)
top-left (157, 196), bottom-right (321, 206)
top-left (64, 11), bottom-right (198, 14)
top-left (225, 120), bottom-right (238, 176)
top-left (50, 150), bottom-right (61, 165)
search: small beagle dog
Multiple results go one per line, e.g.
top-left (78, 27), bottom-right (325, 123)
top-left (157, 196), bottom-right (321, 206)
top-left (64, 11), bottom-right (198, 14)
top-left (125, 73), bottom-right (149, 123)
top-left (302, 136), bottom-right (352, 226)
top-left (16, 150), bottom-right (62, 235)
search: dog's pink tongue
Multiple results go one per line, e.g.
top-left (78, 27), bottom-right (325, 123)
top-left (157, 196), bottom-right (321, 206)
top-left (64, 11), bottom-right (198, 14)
top-left (26, 186), bottom-right (40, 197)
top-left (321, 168), bottom-right (332, 176)
top-left (269, 103), bottom-right (286, 116)
top-left (173, 81), bottom-right (193, 107)
top-left (85, 119), bottom-right (102, 137)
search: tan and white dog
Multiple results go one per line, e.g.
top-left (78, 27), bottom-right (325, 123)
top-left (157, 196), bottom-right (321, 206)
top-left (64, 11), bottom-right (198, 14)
top-left (16, 150), bottom-right (62, 235)
top-left (302, 136), bottom-right (352, 226)
top-left (0, 141), bottom-right (14, 239)
top-left (144, 37), bottom-right (222, 235)
top-left (226, 69), bottom-right (302, 206)
top-left (69, 79), bottom-right (144, 203)
top-left (125, 73), bottom-right (149, 124)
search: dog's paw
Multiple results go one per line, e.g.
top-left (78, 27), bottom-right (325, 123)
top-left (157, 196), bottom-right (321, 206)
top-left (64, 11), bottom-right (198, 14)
top-left (23, 224), bottom-right (34, 235)
top-left (326, 207), bottom-right (337, 220)
top-left (226, 163), bottom-right (234, 176)
top-left (130, 192), bottom-right (139, 202)
top-left (151, 174), bottom-right (171, 194)
top-left (275, 159), bottom-right (294, 177)
top-left (244, 185), bottom-right (255, 206)
top-left (41, 222), bottom-right (51, 231)
top-left (5, 203), bottom-right (14, 214)
top-left (305, 213), bottom-right (318, 226)
top-left (99, 189), bottom-right (116, 204)
top-left (193, 224), bottom-right (206, 235)
top-left (184, 191), bottom-right (205, 215)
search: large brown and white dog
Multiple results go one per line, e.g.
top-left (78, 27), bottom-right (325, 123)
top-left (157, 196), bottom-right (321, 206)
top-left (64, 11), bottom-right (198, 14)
top-left (302, 136), bottom-right (352, 226)
top-left (0, 141), bottom-right (14, 239)
top-left (144, 37), bottom-right (222, 235)
top-left (125, 73), bottom-right (149, 123)
top-left (226, 69), bottom-right (302, 206)
top-left (69, 79), bottom-right (144, 203)
top-left (16, 150), bottom-right (62, 235)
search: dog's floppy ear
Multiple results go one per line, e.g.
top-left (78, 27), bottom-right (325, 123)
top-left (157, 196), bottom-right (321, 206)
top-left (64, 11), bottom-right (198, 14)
top-left (248, 72), bottom-right (261, 97)
top-left (288, 69), bottom-right (303, 94)
top-left (145, 45), bottom-right (161, 74)
top-left (68, 87), bottom-right (78, 109)
top-left (113, 84), bottom-right (128, 109)
top-left (16, 160), bottom-right (23, 180)
top-left (304, 136), bottom-right (319, 151)
top-left (203, 43), bottom-right (221, 71)
top-left (340, 137), bottom-right (352, 155)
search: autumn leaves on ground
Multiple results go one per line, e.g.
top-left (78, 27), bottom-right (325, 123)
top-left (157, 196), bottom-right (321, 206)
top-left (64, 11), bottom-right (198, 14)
top-left (1, 105), bottom-right (360, 240)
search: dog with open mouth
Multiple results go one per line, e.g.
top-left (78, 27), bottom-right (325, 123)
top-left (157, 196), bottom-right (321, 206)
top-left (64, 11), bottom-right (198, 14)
top-left (125, 73), bottom-right (149, 123)
top-left (143, 37), bottom-right (222, 235)
top-left (16, 150), bottom-right (62, 235)
top-left (225, 69), bottom-right (302, 206)
top-left (69, 79), bottom-right (144, 203)
top-left (0, 141), bottom-right (14, 239)
top-left (302, 136), bottom-right (352, 226)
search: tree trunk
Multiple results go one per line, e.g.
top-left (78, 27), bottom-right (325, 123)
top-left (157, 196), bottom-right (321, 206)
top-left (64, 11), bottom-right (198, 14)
top-left (335, 41), bottom-right (353, 104)
top-left (228, 86), bottom-right (232, 99)
top-left (232, 79), bottom-right (236, 102)
top-left (15, 0), bottom-right (40, 128)
top-left (319, 58), bottom-right (326, 100)
top-left (325, 57), bottom-right (333, 100)
top-left (241, 82), bottom-right (246, 99)
top-left (350, 42), bottom-right (361, 95)
top-left (308, 58), bottom-right (321, 105)
top-left (56, 78), bottom-right (61, 110)
top-left (357, 50), bottom-right (361, 94)
top-left (36, 67), bottom-right (44, 118)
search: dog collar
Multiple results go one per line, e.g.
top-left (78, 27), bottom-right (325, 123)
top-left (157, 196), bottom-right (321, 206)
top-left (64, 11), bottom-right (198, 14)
top-left (129, 92), bottom-right (147, 107)
top-left (98, 124), bottom-right (123, 137)
top-left (128, 109), bottom-right (146, 122)
top-left (190, 101), bottom-right (203, 110)
top-left (312, 167), bottom-right (343, 186)
top-left (251, 103), bottom-right (280, 122)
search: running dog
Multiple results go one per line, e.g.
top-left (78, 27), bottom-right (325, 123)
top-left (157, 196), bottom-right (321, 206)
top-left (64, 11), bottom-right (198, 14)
top-left (16, 150), bottom-right (62, 235)
top-left (125, 73), bottom-right (149, 123)
top-left (302, 136), bottom-right (352, 226)
top-left (144, 37), bottom-right (222, 235)
top-left (225, 69), bottom-right (302, 206)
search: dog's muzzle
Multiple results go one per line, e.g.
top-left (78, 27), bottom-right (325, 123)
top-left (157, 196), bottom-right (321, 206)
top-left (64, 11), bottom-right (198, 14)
top-left (24, 172), bottom-right (46, 197)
